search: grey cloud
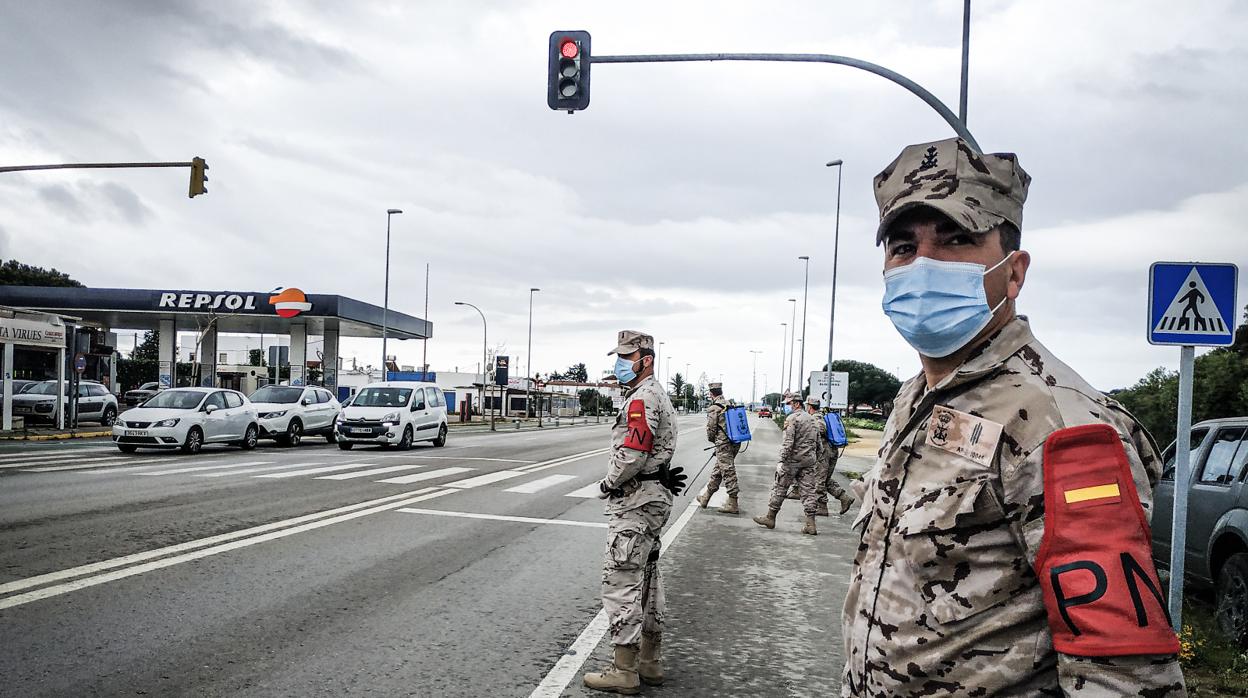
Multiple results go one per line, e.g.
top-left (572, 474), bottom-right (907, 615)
top-left (91, 182), bottom-right (153, 225)
top-left (37, 184), bottom-right (90, 223)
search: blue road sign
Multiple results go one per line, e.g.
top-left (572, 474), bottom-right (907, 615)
top-left (1148, 262), bottom-right (1239, 346)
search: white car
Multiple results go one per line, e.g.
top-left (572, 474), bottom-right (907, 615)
top-left (248, 384), bottom-right (341, 447)
top-left (335, 381), bottom-right (448, 451)
top-left (12, 380), bottom-right (118, 426)
top-left (113, 387), bottom-right (259, 454)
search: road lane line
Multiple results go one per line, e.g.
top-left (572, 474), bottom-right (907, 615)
top-left (503, 474), bottom-right (577, 494)
top-left (315, 463), bottom-right (427, 480)
top-left (136, 461), bottom-right (273, 476)
top-left (515, 447), bottom-right (611, 474)
top-left (565, 482), bottom-right (603, 499)
top-left (2, 454), bottom-right (132, 469)
top-left (20, 458), bottom-right (166, 472)
top-left (0, 488), bottom-right (441, 598)
top-left (195, 462), bottom-right (328, 477)
top-left (0, 488), bottom-right (455, 611)
top-left (376, 467), bottom-right (474, 485)
top-left (373, 455), bottom-right (533, 463)
top-left (528, 497), bottom-right (702, 698)
top-left (443, 469), bottom-right (527, 489)
top-left (396, 508), bottom-right (607, 529)
top-left (254, 462), bottom-right (379, 478)
top-left (0, 448), bottom-right (118, 466)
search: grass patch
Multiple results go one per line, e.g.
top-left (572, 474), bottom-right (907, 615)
top-left (1181, 599), bottom-right (1248, 696)
top-left (844, 416), bottom-right (886, 431)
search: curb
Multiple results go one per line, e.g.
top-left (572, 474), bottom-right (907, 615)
top-left (0, 430), bottom-right (112, 442)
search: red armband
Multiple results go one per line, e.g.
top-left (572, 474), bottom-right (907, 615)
top-left (1033, 424), bottom-right (1180, 656)
top-left (622, 399), bottom-right (654, 452)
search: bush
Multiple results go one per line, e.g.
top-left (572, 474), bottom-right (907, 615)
top-left (844, 416), bottom-right (885, 431)
top-left (1180, 601), bottom-right (1248, 695)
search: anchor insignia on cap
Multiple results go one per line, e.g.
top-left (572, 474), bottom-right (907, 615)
top-left (919, 146), bottom-right (939, 170)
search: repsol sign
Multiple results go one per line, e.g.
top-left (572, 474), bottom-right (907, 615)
top-left (158, 292), bottom-right (259, 311)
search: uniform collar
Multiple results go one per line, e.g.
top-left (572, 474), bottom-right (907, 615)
top-left (624, 375), bottom-right (659, 398)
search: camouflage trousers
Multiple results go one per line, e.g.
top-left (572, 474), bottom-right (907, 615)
top-left (768, 462), bottom-right (819, 516)
top-left (602, 501), bottom-right (671, 646)
top-left (705, 442), bottom-right (741, 497)
top-left (815, 451), bottom-right (850, 505)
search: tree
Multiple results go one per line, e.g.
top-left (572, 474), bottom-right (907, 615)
top-left (132, 330), bottom-right (161, 362)
top-left (825, 359), bottom-right (903, 410)
top-left (0, 259), bottom-right (83, 287)
top-left (565, 363), bottom-right (589, 383)
top-left (578, 388), bottom-right (612, 414)
top-left (669, 372), bottom-right (686, 403)
top-left (248, 349), bottom-right (265, 367)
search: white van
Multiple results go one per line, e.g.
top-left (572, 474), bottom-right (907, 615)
top-left (334, 381), bottom-right (448, 450)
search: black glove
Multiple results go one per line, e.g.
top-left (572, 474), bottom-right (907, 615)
top-left (661, 466), bottom-right (688, 496)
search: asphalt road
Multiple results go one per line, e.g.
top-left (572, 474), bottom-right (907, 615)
top-left (0, 415), bottom-right (857, 697)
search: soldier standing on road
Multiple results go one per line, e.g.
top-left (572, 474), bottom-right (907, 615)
top-left (842, 138), bottom-right (1185, 696)
top-left (584, 330), bottom-right (685, 695)
top-left (806, 396), bottom-right (855, 516)
top-left (754, 393), bottom-right (821, 535)
top-left (697, 382), bottom-right (740, 514)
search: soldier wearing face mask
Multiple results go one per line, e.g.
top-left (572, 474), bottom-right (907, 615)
top-left (841, 139), bottom-right (1185, 696)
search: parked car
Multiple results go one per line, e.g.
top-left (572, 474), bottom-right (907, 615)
top-left (113, 387), bottom-right (258, 454)
top-left (124, 381), bottom-right (164, 406)
top-left (757, 407), bottom-right (772, 418)
top-left (2, 379), bottom-right (38, 397)
top-left (1152, 417), bottom-right (1248, 648)
top-left (335, 381), bottom-right (448, 451)
top-left (248, 384), bottom-right (341, 446)
top-left (11, 380), bottom-right (118, 426)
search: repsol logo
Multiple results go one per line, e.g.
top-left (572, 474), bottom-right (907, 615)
top-left (158, 292), bottom-right (259, 311)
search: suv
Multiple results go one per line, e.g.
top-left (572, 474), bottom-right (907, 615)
top-left (124, 381), bottom-right (164, 406)
top-left (11, 380), bottom-right (118, 426)
top-left (335, 381), bottom-right (448, 450)
top-left (1152, 417), bottom-right (1248, 647)
top-left (249, 384), bottom-right (341, 446)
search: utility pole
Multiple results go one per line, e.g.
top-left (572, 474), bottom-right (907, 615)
top-left (798, 255), bottom-right (810, 396)
top-left (381, 208), bottom-right (403, 377)
top-left (749, 350), bottom-right (762, 407)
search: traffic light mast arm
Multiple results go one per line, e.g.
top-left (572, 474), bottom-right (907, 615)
top-left (0, 161), bottom-right (195, 172)
top-left (589, 52), bottom-right (980, 153)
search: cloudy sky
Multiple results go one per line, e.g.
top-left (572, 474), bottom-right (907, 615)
top-left (2, 1), bottom-right (1245, 398)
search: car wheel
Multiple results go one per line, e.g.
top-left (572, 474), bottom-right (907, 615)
top-left (325, 429), bottom-right (337, 444)
top-left (181, 427), bottom-right (204, 454)
top-left (337, 441), bottom-right (354, 451)
top-left (1216, 552), bottom-right (1248, 649)
top-left (284, 420), bottom-right (302, 447)
top-left (101, 406), bottom-right (117, 427)
top-left (240, 424), bottom-right (259, 450)
top-left (432, 424), bottom-right (448, 447)
top-left (117, 444), bottom-right (138, 453)
top-left (398, 425), bottom-right (414, 451)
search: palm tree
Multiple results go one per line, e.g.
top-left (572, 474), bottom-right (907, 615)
top-left (669, 372), bottom-right (686, 403)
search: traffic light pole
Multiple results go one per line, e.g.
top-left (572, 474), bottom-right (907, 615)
top-left (0, 160), bottom-right (210, 196)
top-left (588, 53), bottom-right (979, 152)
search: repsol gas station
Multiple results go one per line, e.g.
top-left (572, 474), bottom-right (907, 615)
top-left (0, 285), bottom-right (431, 426)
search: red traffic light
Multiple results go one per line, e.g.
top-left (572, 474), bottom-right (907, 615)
top-left (560, 39), bottom-right (579, 59)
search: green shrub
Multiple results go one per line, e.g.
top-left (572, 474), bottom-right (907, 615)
top-left (844, 416), bottom-right (886, 431)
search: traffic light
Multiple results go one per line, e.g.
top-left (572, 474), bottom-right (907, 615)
top-left (189, 156), bottom-right (208, 197)
top-left (548, 31), bottom-right (591, 112)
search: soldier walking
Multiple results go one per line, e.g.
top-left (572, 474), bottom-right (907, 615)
top-left (805, 396), bottom-right (855, 516)
top-left (696, 382), bottom-right (740, 514)
top-left (753, 393), bottom-right (820, 535)
top-left (584, 330), bottom-right (684, 694)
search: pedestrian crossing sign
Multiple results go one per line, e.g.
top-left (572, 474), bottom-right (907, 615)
top-left (1148, 262), bottom-right (1238, 346)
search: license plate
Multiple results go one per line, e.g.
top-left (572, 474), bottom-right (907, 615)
top-left (14, 407), bottom-right (30, 413)
top-left (126, 430), bottom-right (149, 436)
top-left (349, 427), bottom-right (372, 434)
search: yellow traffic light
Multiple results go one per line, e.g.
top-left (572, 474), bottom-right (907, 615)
top-left (189, 157), bottom-right (208, 198)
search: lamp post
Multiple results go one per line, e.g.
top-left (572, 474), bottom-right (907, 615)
top-left (684, 362), bottom-right (690, 411)
top-left (657, 341), bottom-right (665, 394)
top-left (749, 350), bottom-right (762, 407)
top-left (786, 298), bottom-right (797, 390)
top-left (825, 159), bottom-right (843, 381)
top-left (381, 208), bottom-right (403, 377)
top-left (454, 301), bottom-right (492, 431)
top-left (779, 322), bottom-right (787, 400)
top-left (527, 287), bottom-right (541, 426)
top-left (797, 255), bottom-right (810, 396)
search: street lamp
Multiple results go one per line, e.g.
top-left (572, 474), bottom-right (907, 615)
top-left (786, 298), bottom-right (797, 391)
top-left (381, 208), bottom-right (403, 377)
top-left (527, 287), bottom-right (541, 426)
top-left (797, 255), bottom-right (810, 396)
top-left (657, 341), bottom-right (665, 393)
top-left (825, 159), bottom-right (844, 381)
top-left (454, 301), bottom-right (493, 431)
top-left (684, 362), bottom-right (690, 411)
top-left (779, 322), bottom-right (787, 399)
top-left (749, 350), bottom-right (762, 407)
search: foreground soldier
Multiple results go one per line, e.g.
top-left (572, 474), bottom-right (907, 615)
top-left (584, 330), bottom-right (684, 695)
top-left (842, 138), bottom-right (1184, 695)
top-left (806, 397), bottom-right (855, 516)
top-left (697, 382), bottom-right (740, 514)
top-left (754, 393), bottom-right (820, 535)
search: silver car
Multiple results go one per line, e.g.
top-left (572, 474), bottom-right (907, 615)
top-left (11, 380), bottom-right (118, 426)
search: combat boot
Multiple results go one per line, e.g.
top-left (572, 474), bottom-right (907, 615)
top-left (584, 644), bottom-right (641, 694)
top-left (638, 632), bottom-right (664, 686)
top-left (838, 494), bottom-right (855, 515)
top-left (753, 508), bottom-right (778, 529)
top-left (696, 490), bottom-right (712, 509)
top-left (815, 502), bottom-right (830, 517)
top-left (802, 515), bottom-right (818, 535)
top-left (717, 495), bottom-right (739, 515)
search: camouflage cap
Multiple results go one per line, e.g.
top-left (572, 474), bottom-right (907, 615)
top-left (708, 382), bottom-right (723, 391)
top-left (608, 329), bottom-right (654, 356)
top-left (805, 396), bottom-right (821, 407)
top-left (873, 137), bottom-right (1031, 245)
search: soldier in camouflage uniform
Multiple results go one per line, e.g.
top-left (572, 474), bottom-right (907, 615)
top-left (697, 382), bottom-right (741, 514)
top-left (754, 393), bottom-right (821, 535)
top-left (584, 330), bottom-right (680, 694)
top-left (806, 396), bottom-right (856, 516)
top-left (841, 138), bottom-right (1185, 696)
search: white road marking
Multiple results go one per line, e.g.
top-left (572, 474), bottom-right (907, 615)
top-left (1, 454), bottom-right (131, 469)
top-left (0, 488), bottom-right (454, 611)
top-left (20, 458), bottom-right (165, 472)
top-left (373, 454), bottom-right (533, 463)
top-left (443, 469), bottom-right (527, 489)
top-left (376, 467), bottom-right (474, 485)
top-left (315, 463), bottom-right (427, 480)
top-left (503, 474), bottom-right (578, 494)
top-left (0, 447), bottom-right (117, 465)
top-left (136, 461), bottom-right (273, 476)
top-left (528, 497), bottom-right (702, 698)
top-left (194, 462), bottom-right (329, 477)
top-left (254, 462), bottom-right (378, 478)
top-left (515, 447), bottom-right (611, 474)
top-left (396, 508), bottom-right (607, 529)
top-left (0, 488), bottom-right (442, 598)
top-left (565, 482), bottom-right (603, 499)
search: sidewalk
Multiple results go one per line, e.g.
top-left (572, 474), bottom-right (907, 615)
top-left (561, 417), bottom-right (858, 697)
top-left (0, 426), bottom-right (112, 441)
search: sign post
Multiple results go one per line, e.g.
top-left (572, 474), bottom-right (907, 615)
top-left (1148, 261), bottom-right (1239, 631)
top-left (809, 371), bottom-right (850, 411)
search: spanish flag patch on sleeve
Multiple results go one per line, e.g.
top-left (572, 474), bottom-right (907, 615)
top-left (622, 399), bottom-right (654, 452)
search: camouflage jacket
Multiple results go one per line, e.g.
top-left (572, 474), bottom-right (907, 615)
top-left (841, 317), bottom-right (1185, 696)
top-left (706, 397), bottom-right (729, 445)
top-left (604, 375), bottom-right (676, 515)
top-left (779, 408), bottom-right (818, 468)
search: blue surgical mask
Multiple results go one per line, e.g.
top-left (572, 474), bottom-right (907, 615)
top-left (881, 253), bottom-right (1013, 358)
top-left (614, 357), bottom-right (639, 384)
top-left (783, 404), bottom-right (793, 415)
